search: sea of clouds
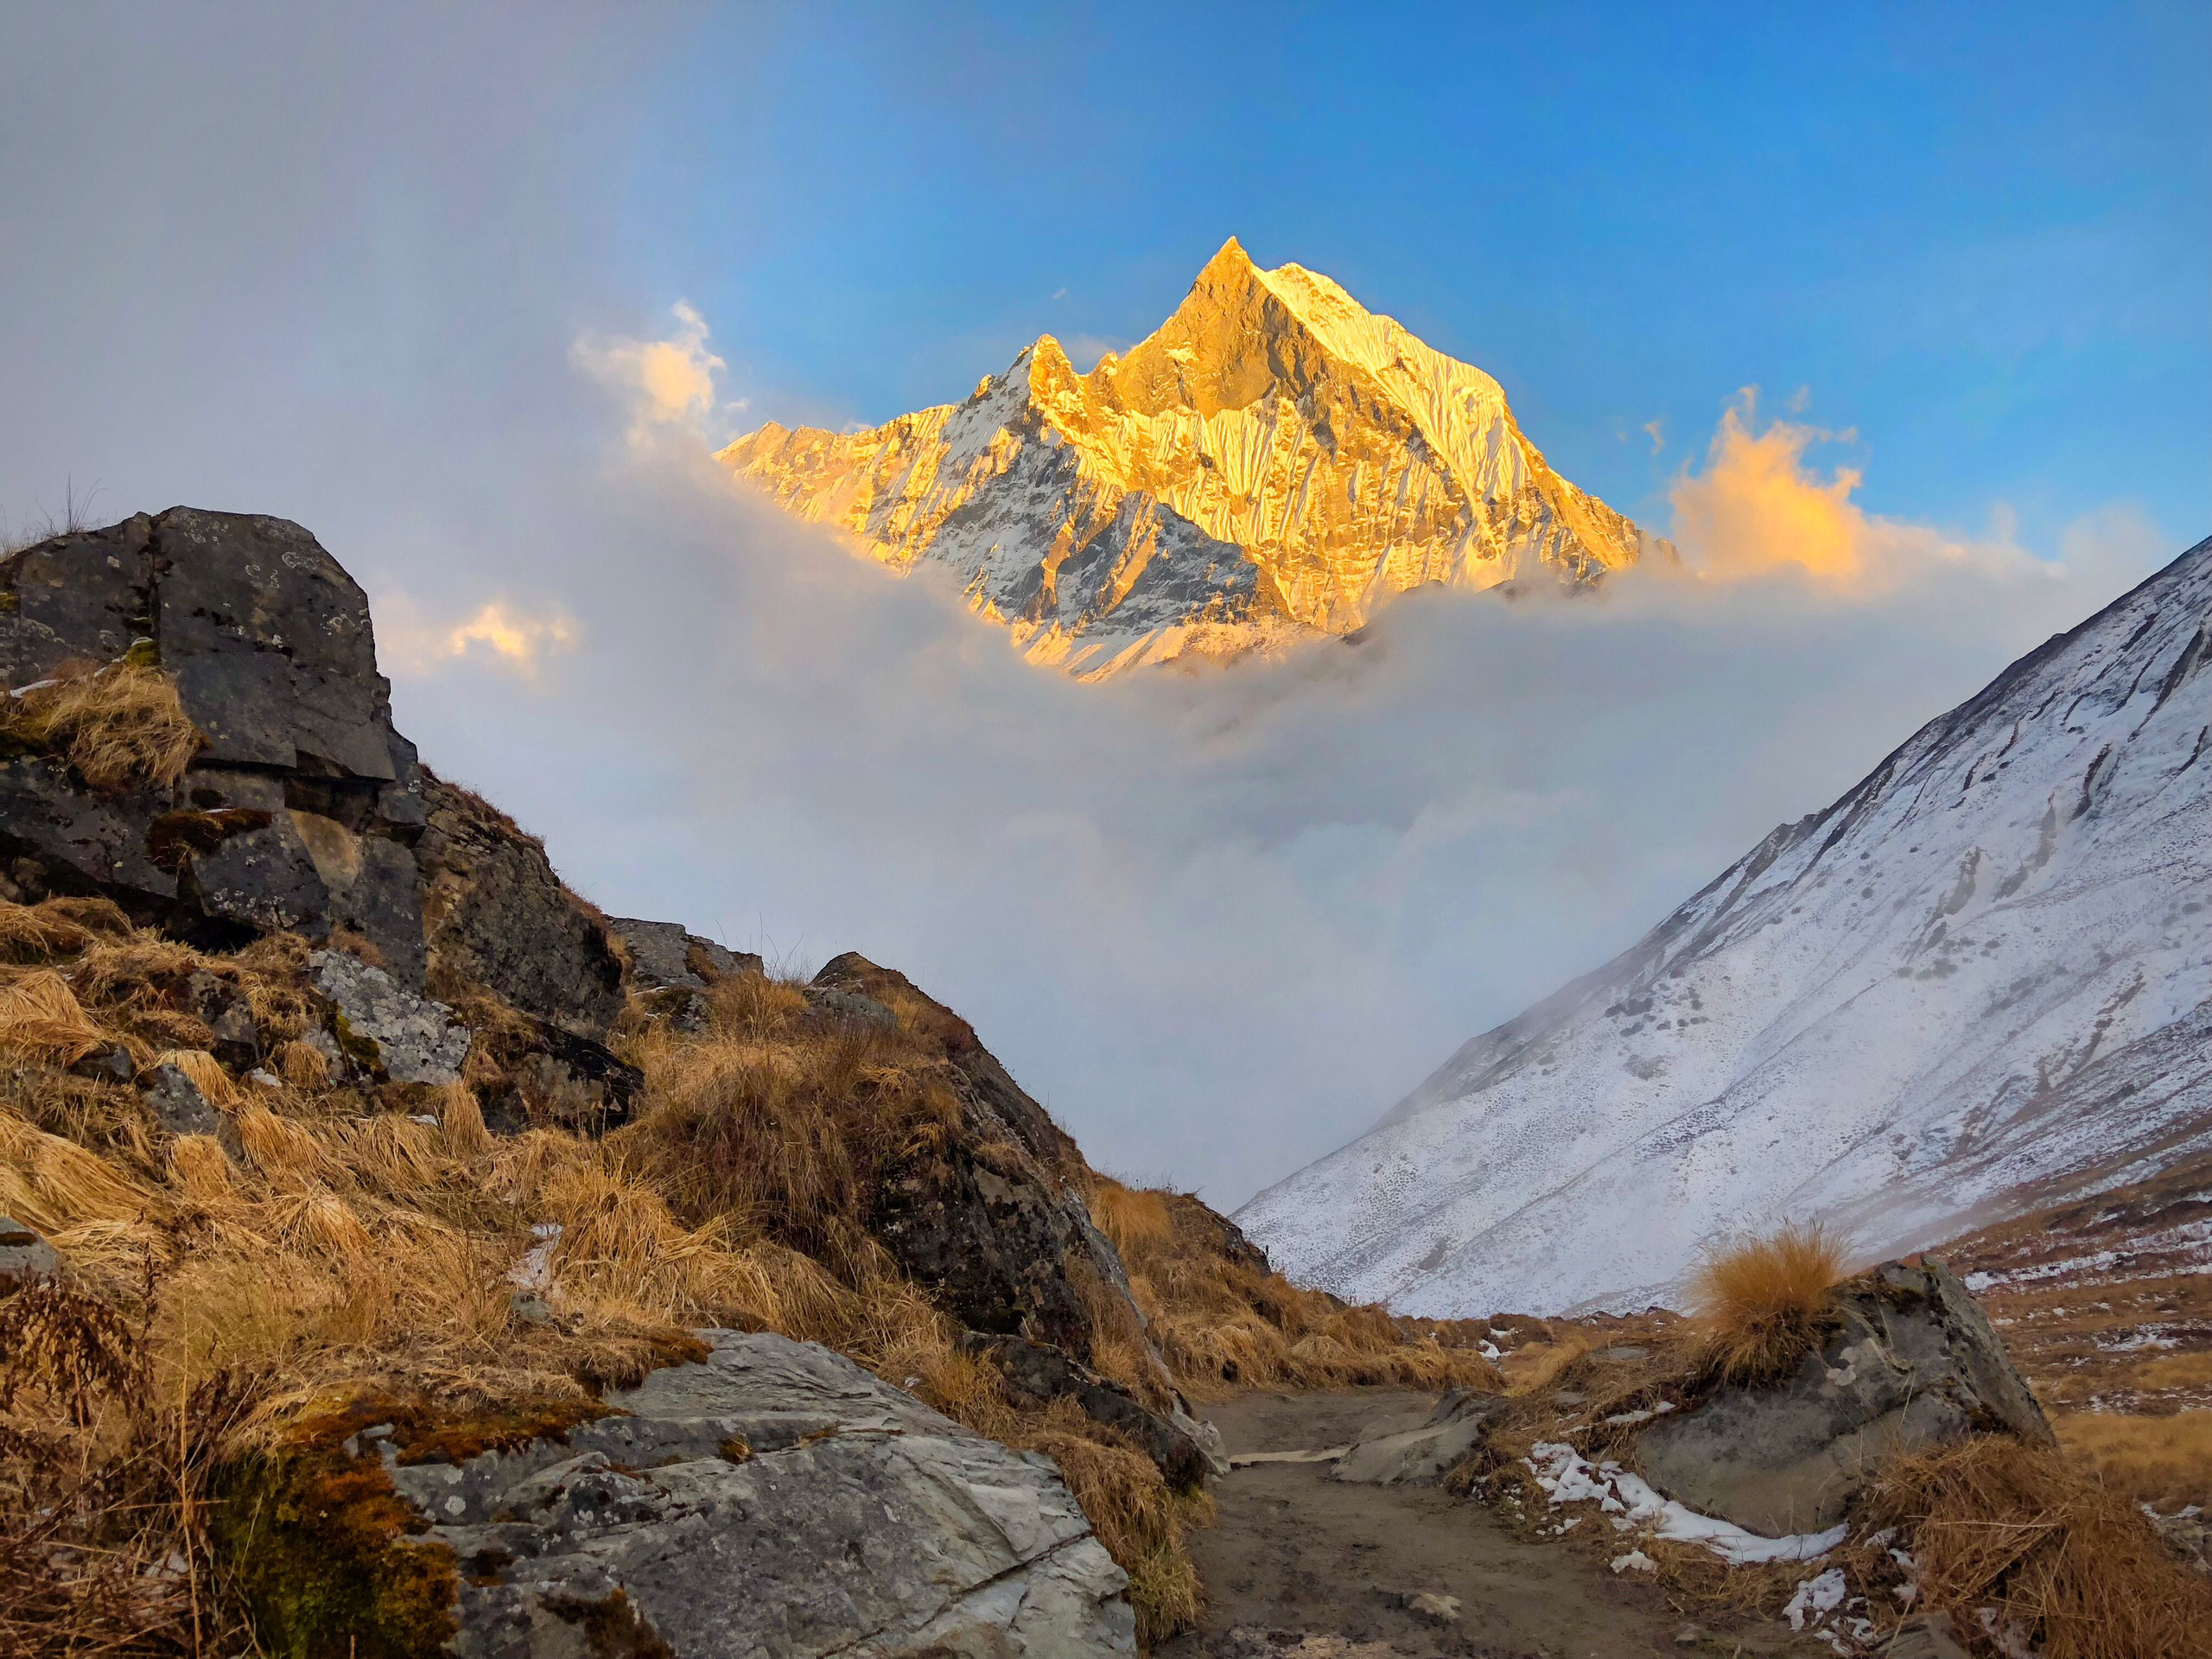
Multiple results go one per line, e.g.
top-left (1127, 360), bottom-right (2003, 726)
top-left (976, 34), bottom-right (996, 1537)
top-left (1, 5), bottom-right (2175, 1204)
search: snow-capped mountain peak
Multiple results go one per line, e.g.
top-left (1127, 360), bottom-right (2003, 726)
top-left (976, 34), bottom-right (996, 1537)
top-left (720, 238), bottom-right (1666, 677)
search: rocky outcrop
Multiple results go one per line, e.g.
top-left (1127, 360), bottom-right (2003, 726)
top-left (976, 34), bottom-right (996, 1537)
top-left (0, 510), bottom-right (429, 982)
top-left (1332, 1388), bottom-right (1509, 1487)
top-left (1632, 1258), bottom-right (2054, 1535)
top-left (607, 917), bottom-right (760, 991)
top-left (382, 1331), bottom-right (1135, 1657)
top-left (810, 954), bottom-right (1151, 1369)
top-left (969, 1332), bottom-right (1225, 1490)
top-left (813, 953), bottom-right (1080, 1171)
top-left (414, 772), bottom-right (623, 1039)
top-left (0, 511), bottom-right (655, 1122)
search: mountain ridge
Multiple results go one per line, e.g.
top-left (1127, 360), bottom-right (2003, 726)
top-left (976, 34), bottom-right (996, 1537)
top-left (721, 238), bottom-right (1667, 677)
top-left (1236, 534), bottom-right (2212, 1315)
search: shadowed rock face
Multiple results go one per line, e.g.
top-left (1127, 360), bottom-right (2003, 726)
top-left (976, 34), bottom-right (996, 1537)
top-left (809, 952), bottom-right (1148, 1368)
top-left (0, 509), bottom-right (430, 982)
top-left (413, 770), bottom-right (625, 1037)
top-left (969, 1332), bottom-right (1227, 1491)
top-left (1633, 1259), bottom-right (2053, 1535)
top-left (385, 1331), bottom-right (1136, 1658)
top-left (0, 512), bottom-right (640, 1075)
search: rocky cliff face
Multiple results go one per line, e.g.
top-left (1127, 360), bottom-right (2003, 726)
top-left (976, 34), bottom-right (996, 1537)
top-left (721, 238), bottom-right (1665, 677)
top-left (1240, 536), bottom-right (2212, 1315)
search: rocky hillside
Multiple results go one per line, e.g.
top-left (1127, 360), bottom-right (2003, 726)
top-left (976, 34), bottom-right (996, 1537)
top-left (0, 509), bottom-right (1494, 1656)
top-left (1239, 534), bottom-right (2212, 1316)
top-left (721, 238), bottom-right (1665, 677)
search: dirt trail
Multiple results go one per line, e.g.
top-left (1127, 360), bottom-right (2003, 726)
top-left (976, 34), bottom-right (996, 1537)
top-left (1158, 1389), bottom-right (1825, 1659)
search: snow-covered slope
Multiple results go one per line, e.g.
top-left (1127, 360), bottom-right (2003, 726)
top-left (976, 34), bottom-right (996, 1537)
top-left (719, 238), bottom-right (1666, 677)
top-left (1237, 537), bottom-right (2212, 1315)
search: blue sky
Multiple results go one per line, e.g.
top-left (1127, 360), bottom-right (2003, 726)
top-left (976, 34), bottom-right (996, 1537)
top-left (640, 1), bottom-right (2207, 549)
top-left (1, 3), bottom-right (2206, 1203)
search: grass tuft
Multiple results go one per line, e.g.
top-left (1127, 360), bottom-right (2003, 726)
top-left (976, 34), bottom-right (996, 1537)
top-left (0, 661), bottom-right (203, 793)
top-left (1688, 1221), bottom-right (1847, 1386)
top-left (1869, 1433), bottom-right (2212, 1659)
top-left (0, 970), bottom-right (111, 1067)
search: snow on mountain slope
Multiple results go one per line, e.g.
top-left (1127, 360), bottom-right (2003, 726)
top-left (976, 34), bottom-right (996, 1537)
top-left (719, 238), bottom-right (1667, 677)
top-left (1236, 537), bottom-right (2212, 1316)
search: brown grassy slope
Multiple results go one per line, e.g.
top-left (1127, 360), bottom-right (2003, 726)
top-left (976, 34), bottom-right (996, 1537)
top-left (0, 893), bottom-right (1481, 1651)
top-left (1936, 1153), bottom-right (2212, 1516)
top-left (1087, 1177), bottom-right (1501, 1396)
top-left (1452, 1232), bottom-right (2212, 1656)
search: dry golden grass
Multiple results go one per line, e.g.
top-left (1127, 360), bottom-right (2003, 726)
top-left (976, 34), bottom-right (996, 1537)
top-left (615, 975), bottom-right (964, 1272)
top-left (0, 969), bottom-right (110, 1067)
top-left (0, 1283), bottom-right (258, 1655)
top-left (1088, 1173), bottom-right (1500, 1398)
top-left (2133, 1351), bottom-right (2212, 1393)
top-left (0, 661), bottom-right (203, 792)
top-left (1869, 1434), bottom-right (2212, 1659)
top-left (1013, 1401), bottom-right (1211, 1646)
top-left (2056, 1410), bottom-right (2212, 1512)
top-left (0, 918), bottom-right (1479, 1649)
top-left (0, 897), bottom-right (105, 963)
top-left (0, 1108), bottom-right (153, 1239)
top-left (1688, 1220), bottom-right (1847, 1385)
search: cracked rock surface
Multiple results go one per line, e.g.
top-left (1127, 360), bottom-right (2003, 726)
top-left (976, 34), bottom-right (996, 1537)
top-left (385, 1331), bottom-right (1136, 1658)
top-left (311, 948), bottom-right (471, 1085)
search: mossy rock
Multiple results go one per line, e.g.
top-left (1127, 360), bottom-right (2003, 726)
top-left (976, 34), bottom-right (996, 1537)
top-left (331, 1007), bottom-right (385, 1073)
top-left (213, 1443), bottom-right (459, 1659)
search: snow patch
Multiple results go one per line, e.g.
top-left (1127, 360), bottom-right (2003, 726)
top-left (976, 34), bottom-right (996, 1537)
top-left (1522, 1441), bottom-right (1849, 1566)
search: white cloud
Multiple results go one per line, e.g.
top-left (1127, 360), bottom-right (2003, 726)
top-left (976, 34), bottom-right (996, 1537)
top-left (1667, 390), bottom-right (2055, 591)
top-left (1063, 334), bottom-right (1128, 372)
top-left (378, 595), bottom-right (582, 680)
top-left (570, 301), bottom-right (727, 444)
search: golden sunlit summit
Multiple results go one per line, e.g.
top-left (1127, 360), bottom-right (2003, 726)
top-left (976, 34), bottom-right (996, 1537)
top-left (721, 238), bottom-right (1669, 677)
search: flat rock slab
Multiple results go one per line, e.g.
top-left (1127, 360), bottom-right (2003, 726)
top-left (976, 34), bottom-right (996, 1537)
top-left (1332, 1388), bottom-right (1509, 1487)
top-left (387, 1331), bottom-right (1135, 1658)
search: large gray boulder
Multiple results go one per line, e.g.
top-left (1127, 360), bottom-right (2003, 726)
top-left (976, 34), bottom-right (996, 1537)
top-left (0, 510), bottom-right (429, 982)
top-left (1632, 1258), bottom-right (2052, 1535)
top-left (383, 1331), bottom-right (1135, 1657)
top-left (310, 949), bottom-right (471, 1086)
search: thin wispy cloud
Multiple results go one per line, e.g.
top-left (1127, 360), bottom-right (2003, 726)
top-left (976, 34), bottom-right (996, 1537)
top-left (571, 301), bottom-right (728, 445)
top-left (379, 595), bottom-right (582, 680)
